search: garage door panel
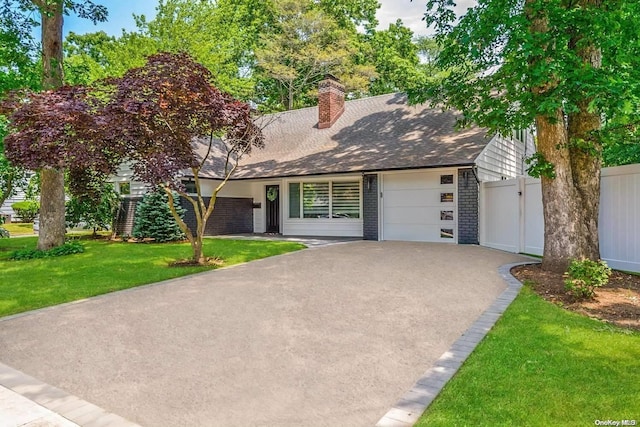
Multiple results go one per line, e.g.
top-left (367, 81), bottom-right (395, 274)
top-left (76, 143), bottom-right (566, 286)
top-left (384, 207), bottom-right (449, 225)
top-left (383, 172), bottom-right (441, 189)
top-left (383, 172), bottom-right (457, 242)
top-left (384, 189), bottom-right (444, 206)
top-left (381, 224), bottom-right (446, 242)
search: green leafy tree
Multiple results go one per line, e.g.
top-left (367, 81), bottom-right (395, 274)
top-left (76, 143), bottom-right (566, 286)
top-left (255, 0), bottom-right (376, 110)
top-left (63, 31), bottom-right (118, 85)
top-left (132, 189), bottom-right (186, 243)
top-left (411, 0), bottom-right (640, 272)
top-left (62, 0), bottom-right (418, 110)
top-left (316, 0), bottom-right (379, 31)
top-left (63, 0), bottom-right (273, 97)
top-left (65, 181), bottom-right (119, 237)
top-left (0, 2), bottom-right (39, 211)
top-left (364, 20), bottom-right (423, 95)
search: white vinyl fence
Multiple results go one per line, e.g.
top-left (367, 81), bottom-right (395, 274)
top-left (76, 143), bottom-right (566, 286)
top-left (480, 163), bottom-right (640, 273)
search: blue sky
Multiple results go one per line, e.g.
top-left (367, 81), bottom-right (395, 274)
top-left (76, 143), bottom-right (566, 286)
top-left (61, 1), bottom-right (477, 38)
top-left (63, 0), bottom-right (157, 37)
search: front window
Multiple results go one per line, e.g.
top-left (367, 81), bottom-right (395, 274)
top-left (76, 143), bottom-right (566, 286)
top-left (289, 180), bottom-right (360, 219)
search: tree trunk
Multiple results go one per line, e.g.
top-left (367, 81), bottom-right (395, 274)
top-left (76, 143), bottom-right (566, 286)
top-left (537, 111), bottom-right (583, 273)
top-left (38, 168), bottom-right (66, 250)
top-left (527, 0), bottom-right (603, 272)
top-left (567, 0), bottom-right (603, 262)
top-left (192, 235), bottom-right (205, 265)
top-left (288, 81), bottom-right (294, 110)
top-left (567, 99), bottom-right (602, 263)
top-left (37, 1), bottom-right (66, 250)
top-left (41, 1), bottom-right (64, 91)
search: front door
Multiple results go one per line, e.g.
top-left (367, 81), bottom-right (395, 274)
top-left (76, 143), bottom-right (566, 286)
top-left (265, 185), bottom-right (280, 233)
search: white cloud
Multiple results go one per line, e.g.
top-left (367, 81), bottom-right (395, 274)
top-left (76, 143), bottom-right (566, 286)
top-left (377, 0), bottom-right (477, 36)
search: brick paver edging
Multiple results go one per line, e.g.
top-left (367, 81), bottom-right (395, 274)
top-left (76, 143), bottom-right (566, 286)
top-left (0, 362), bottom-right (141, 427)
top-left (375, 261), bottom-right (540, 427)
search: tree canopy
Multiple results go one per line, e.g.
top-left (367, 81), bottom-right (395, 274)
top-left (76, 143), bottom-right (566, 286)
top-left (61, 0), bottom-right (426, 111)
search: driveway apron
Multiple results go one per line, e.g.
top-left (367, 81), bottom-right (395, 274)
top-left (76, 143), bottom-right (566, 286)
top-left (0, 241), bottom-right (528, 426)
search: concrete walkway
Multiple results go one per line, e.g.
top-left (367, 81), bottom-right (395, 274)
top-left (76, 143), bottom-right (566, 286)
top-left (0, 242), bottom-right (529, 426)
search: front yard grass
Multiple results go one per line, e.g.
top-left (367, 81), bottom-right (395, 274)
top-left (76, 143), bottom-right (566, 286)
top-left (417, 287), bottom-right (640, 426)
top-left (0, 236), bottom-right (304, 317)
top-left (2, 222), bottom-right (35, 236)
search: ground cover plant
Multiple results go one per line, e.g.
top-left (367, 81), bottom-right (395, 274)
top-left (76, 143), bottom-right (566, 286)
top-left (417, 287), bottom-right (640, 426)
top-left (0, 236), bottom-right (304, 317)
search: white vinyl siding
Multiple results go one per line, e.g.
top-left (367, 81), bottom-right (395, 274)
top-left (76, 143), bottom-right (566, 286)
top-left (475, 133), bottom-right (536, 182)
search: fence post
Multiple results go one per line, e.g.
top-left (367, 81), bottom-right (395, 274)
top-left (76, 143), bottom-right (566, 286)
top-left (518, 177), bottom-right (525, 253)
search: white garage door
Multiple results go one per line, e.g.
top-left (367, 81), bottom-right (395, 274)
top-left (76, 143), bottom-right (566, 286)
top-left (382, 170), bottom-right (457, 242)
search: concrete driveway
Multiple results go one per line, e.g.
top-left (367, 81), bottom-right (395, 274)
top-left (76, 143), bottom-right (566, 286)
top-left (0, 241), bottom-right (527, 426)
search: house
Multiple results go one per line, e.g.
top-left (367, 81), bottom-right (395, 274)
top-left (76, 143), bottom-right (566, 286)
top-left (113, 76), bottom-right (535, 244)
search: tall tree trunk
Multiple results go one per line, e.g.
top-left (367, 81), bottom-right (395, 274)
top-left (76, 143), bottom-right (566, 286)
top-left (287, 80), bottom-right (294, 110)
top-left (38, 168), bottom-right (66, 250)
top-left (536, 111), bottom-right (583, 273)
top-left (37, 0), bottom-right (66, 250)
top-left (527, 0), bottom-right (600, 272)
top-left (566, 0), bottom-right (603, 262)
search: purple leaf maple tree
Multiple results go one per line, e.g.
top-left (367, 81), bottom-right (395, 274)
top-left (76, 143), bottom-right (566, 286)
top-left (108, 52), bottom-right (264, 264)
top-left (1, 85), bottom-right (126, 200)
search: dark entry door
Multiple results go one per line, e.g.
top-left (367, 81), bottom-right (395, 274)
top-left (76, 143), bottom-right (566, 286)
top-left (265, 185), bottom-right (280, 233)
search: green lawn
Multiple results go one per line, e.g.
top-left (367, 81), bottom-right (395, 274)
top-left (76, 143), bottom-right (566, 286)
top-left (0, 236), bottom-right (304, 317)
top-left (2, 222), bottom-right (35, 236)
top-left (417, 287), bottom-right (640, 426)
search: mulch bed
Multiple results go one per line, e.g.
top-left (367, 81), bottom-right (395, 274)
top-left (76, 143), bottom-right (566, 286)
top-left (511, 264), bottom-right (640, 331)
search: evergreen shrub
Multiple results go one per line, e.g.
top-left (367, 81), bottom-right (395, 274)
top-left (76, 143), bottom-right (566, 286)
top-left (132, 189), bottom-right (186, 242)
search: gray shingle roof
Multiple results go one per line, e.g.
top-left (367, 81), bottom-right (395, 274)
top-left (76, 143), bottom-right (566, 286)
top-left (200, 93), bottom-right (492, 180)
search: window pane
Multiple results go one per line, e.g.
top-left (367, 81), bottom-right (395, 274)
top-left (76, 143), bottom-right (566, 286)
top-left (440, 174), bottom-right (454, 185)
top-left (440, 210), bottom-right (454, 221)
top-left (289, 183), bottom-right (300, 218)
top-left (332, 181), bottom-right (360, 218)
top-left (303, 183), bottom-right (329, 218)
top-left (183, 180), bottom-right (197, 194)
top-left (441, 228), bottom-right (454, 239)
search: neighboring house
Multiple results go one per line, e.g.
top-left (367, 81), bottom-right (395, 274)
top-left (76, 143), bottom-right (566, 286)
top-left (113, 76), bottom-right (535, 244)
top-left (0, 172), bottom-right (34, 222)
top-left (0, 191), bottom-right (25, 222)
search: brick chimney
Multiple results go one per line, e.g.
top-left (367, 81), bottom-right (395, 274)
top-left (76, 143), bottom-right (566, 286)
top-left (318, 74), bottom-right (345, 129)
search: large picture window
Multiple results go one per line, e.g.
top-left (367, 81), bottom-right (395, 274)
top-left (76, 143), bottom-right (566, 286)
top-left (289, 181), bottom-right (360, 219)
